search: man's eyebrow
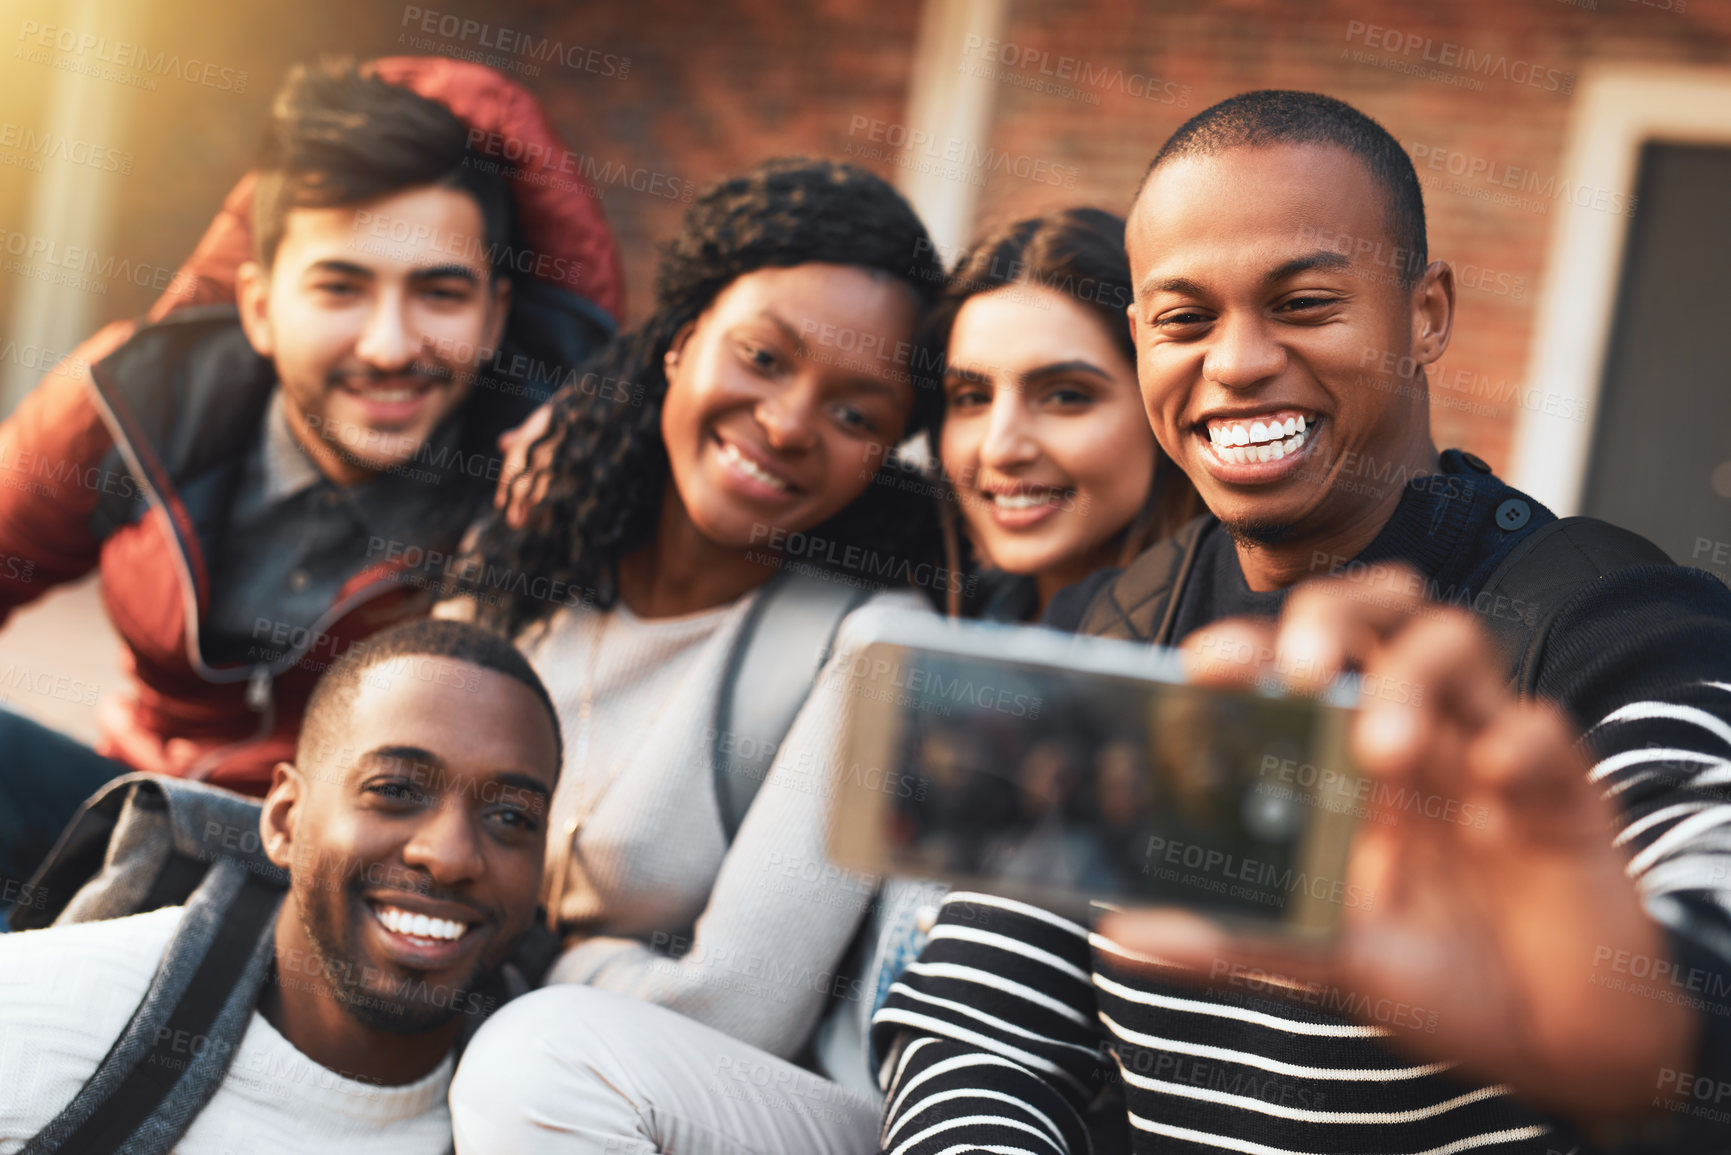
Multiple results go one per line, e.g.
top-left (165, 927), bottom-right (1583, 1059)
top-left (1264, 250), bottom-right (1352, 284)
top-left (1138, 273), bottom-right (1208, 299)
top-left (494, 772), bottom-right (553, 803)
top-left (409, 263), bottom-right (483, 285)
top-left (305, 258), bottom-right (375, 281)
top-left (355, 746), bottom-right (446, 773)
top-left (1137, 251), bottom-right (1354, 300)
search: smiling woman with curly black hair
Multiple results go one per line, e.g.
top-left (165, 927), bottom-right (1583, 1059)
top-left (442, 159), bottom-right (946, 1124)
top-left (468, 156), bottom-right (948, 638)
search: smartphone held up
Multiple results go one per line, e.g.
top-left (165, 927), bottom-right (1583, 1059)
top-left (827, 608), bottom-right (1367, 943)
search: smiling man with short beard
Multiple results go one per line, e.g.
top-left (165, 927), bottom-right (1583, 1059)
top-left (0, 56), bottom-right (619, 894)
top-left (253, 621), bottom-right (559, 1092)
top-left (0, 618), bottom-right (561, 1153)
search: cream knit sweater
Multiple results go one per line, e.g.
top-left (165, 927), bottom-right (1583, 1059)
top-left (522, 588), bottom-right (923, 1060)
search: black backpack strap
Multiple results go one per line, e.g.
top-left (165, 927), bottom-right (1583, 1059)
top-left (1078, 514), bottom-right (1217, 644)
top-left (22, 860), bottom-right (284, 1155)
top-left (1473, 516), bottom-right (1674, 694)
top-left (711, 571), bottom-right (872, 843)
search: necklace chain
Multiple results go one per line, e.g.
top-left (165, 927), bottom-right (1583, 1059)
top-left (542, 610), bottom-right (679, 926)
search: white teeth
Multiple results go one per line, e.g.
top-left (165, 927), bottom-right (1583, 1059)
top-left (992, 491), bottom-right (1055, 510)
top-left (720, 441), bottom-right (790, 492)
top-left (1210, 421), bottom-right (1309, 466)
top-left (376, 904), bottom-right (468, 942)
top-left (1209, 415), bottom-right (1313, 448)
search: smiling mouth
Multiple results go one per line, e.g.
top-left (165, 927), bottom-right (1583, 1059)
top-left (368, 900), bottom-right (475, 946)
top-left (717, 437), bottom-right (797, 494)
top-left (1201, 411), bottom-right (1318, 465)
top-left (980, 486), bottom-right (1070, 511)
top-left (338, 370), bottom-right (445, 406)
top-left (351, 384), bottom-right (429, 404)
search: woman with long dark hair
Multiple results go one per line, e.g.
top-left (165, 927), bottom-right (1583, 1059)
top-left (928, 207), bottom-right (1199, 620)
top-left (445, 158), bottom-right (946, 1075)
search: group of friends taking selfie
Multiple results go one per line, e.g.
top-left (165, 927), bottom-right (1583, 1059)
top-left (1, 52), bottom-right (1730, 1155)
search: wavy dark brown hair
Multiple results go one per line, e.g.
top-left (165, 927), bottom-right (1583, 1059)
top-left (465, 158), bottom-right (948, 636)
top-left (921, 207), bottom-right (1202, 615)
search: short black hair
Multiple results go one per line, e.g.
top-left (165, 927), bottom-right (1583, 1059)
top-left (252, 58), bottom-right (515, 278)
top-left (297, 618), bottom-right (562, 772)
top-left (1143, 90), bottom-right (1427, 286)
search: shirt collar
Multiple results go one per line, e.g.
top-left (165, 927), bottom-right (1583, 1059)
top-left (260, 390), bottom-right (328, 505)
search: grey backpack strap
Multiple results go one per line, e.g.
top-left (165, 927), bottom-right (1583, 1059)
top-left (15, 774), bottom-right (284, 931)
top-left (712, 572), bottom-right (872, 843)
top-left (22, 858), bottom-right (283, 1155)
top-left (1473, 516), bottom-right (1673, 695)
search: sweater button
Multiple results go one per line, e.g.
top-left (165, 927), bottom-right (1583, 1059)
top-left (1495, 498), bottom-right (1530, 531)
top-left (1461, 452), bottom-right (1493, 474)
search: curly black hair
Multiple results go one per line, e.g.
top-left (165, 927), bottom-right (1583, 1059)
top-left (467, 157), bottom-right (948, 636)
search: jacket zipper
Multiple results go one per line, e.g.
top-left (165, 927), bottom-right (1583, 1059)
top-left (84, 362), bottom-right (415, 780)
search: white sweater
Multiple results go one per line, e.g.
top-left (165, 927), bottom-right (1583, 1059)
top-left (0, 907), bottom-right (453, 1155)
top-left (523, 587), bottom-right (924, 1060)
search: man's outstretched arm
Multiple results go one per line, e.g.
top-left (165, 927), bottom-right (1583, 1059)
top-left (1103, 564), bottom-right (1731, 1144)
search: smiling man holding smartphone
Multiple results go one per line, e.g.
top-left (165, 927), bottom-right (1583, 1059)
top-left (873, 90), bottom-right (1731, 1155)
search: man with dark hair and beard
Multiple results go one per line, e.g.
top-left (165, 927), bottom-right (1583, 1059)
top-left (0, 55), bottom-right (619, 892)
top-left (0, 618), bottom-right (561, 1152)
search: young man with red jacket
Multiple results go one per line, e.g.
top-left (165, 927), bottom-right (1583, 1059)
top-left (0, 56), bottom-right (621, 886)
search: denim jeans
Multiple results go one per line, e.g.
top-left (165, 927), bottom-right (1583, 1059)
top-left (0, 707), bottom-right (129, 904)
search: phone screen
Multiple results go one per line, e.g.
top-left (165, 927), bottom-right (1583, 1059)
top-left (829, 630), bottom-right (1362, 939)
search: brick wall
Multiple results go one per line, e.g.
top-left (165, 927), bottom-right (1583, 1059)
top-left (4, 0), bottom-right (1728, 470)
top-left (965, 0), bottom-right (1731, 470)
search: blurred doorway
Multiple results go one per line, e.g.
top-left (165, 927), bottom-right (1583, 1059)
top-left (1581, 142), bottom-right (1731, 567)
top-left (1512, 67), bottom-right (1731, 586)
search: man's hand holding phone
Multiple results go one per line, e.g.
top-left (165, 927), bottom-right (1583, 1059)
top-left (1100, 564), bottom-right (1696, 1126)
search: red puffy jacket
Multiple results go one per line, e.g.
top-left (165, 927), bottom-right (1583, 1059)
top-left (0, 56), bottom-right (623, 793)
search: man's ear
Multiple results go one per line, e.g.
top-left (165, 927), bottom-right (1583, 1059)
top-left (482, 274), bottom-right (512, 361)
top-left (235, 260), bottom-right (276, 359)
top-left (260, 759), bottom-right (304, 871)
top-left (1410, 260), bottom-right (1456, 368)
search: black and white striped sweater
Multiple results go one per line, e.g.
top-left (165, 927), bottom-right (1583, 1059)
top-left (870, 459), bottom-right (1731, 1155)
